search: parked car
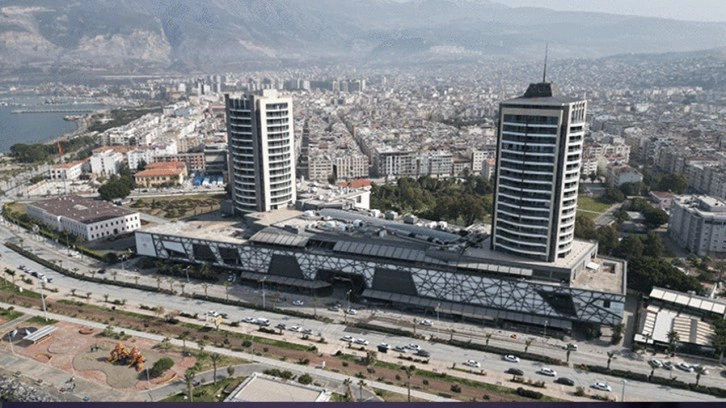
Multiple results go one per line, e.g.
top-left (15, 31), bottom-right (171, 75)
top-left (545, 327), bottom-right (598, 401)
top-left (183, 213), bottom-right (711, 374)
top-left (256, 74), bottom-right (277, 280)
top-left (378, 343), bottom-right (391, 353)
top-left (301, 328), bottom-right (313, 335)
top-left (663, 361), bottom-right (674, 370)
top-left (275, 323), bottom-right (287, 330)
top-left (345, 308), bottom-right (358, 315)
top-left (506, 368), bottom-right (524, 376)
top-left (676, 363), bottom-right (694, 372)
top-left (555, 377), bottom-right (576, 386)
top-left (291, 299), bottom-right (304, 306)
top-left (649, 359), bottom-right (663, 368)
top-left (340, 335), bottom-right (354, 342)
top-left (463, 359), bottom-right (481, 368)
top-left (419, 319), bottom-right (433, 327)
top-left (406, 343), bottom-right (421, 351)
top-left (354, 338), bottom-right (369, 346)
top-left (328, 306), bottom-right (341, 312)
top-left (393, 345), bottom-right (407, 353)
top-left (591, 382), bottom-right (612, 392)
top-left (538, 367), bottom-right (557, 377)
top-left (254, 318), bottom-right (270, 326)
top-left (288, 325), bottom-right (302, 332)
top-left (503, 354), bottom-right (520, 363)
top-left (241, 317), bottom-right (256, 323)
top-left (416, 350), bottom-right (431, 357)
top-left (562, 344), bottom-right (578, 351)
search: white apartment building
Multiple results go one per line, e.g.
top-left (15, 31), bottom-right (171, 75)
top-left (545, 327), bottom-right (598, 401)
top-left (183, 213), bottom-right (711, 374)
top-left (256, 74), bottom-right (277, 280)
top-left (127, 142), bottom-right (178, 171)
top-left (420, 151), bottom-right (453, 177)
top-left (90, 148), bottom-right (124, 177)
top-left (668, 195), bottom-right (726, 257)
top-left (606, 164), bottom-right (643, 186)
top-left (26, 195), bottom-right (141, 241)
top-left (334, 155), bottom-right (369, 180)
top-left (226, 90), bottom-right (296, 213)
top-left (469, 149), bottom-right (487, 172)
top-left (49, 161), bottom-right (84, 180)
top-left (491, 81), bottom-right (587, 262)
top-left (373, 148), bottom-right (420, 178)
top-left (308, 153), bottom-right (334, 183)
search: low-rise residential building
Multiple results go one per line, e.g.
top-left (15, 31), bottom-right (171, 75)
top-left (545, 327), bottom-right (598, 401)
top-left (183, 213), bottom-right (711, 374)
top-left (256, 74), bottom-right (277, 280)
top-left (90, 148), bottom-right (125, 177)
top-left (668, 195), bottom-right (726, 257)
top-left (134, 161), bottom-right (188, 188)
top-left (606, 164), bottom-right (643, 186)
top-left (649, 191), bottom-right (676, 211)
top-left (154, 153), bottom-right (206, 173)
top-left (49, 161), bottom-right (84, 180)
top-left (26, 195), bottom-right (141, 241)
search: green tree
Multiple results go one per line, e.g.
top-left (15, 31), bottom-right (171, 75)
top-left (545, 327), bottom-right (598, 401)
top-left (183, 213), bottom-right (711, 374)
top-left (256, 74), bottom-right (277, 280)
top-left (694, 365), bottom-right (707, 387)
top-left (601, 187), bottom-right (625, 203)
top-left (597, 225), bottom-right (620, 256)
top-left (667, 330), bottom-right (680, 356)
top-left (642, 231), bottom-right (665, 257)
top-left (711, 319), bottom-right (726, 363)
top-left (184, 368), bottom-right (197, 402)
top-left (402, 365), bottom-right (416, 403)
top-left (98, 178), bottom-right (131, 201)
top-left (149, 357), bottom-right (174, 378)
top-left (524, 339), bottom-right (533, 353)
top-left (657, 173), bottom-right (687, 194)
top-left (614, 235), bottom-right (644, 259)
top-left (575, 214), bottom-right (598, 240)
top-left (643, 207), bottom-right (669, 230)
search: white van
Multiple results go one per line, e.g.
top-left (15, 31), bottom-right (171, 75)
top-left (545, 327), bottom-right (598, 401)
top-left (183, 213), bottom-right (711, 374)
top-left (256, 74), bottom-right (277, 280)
top-left (255, 318), bottom-right (270, 327)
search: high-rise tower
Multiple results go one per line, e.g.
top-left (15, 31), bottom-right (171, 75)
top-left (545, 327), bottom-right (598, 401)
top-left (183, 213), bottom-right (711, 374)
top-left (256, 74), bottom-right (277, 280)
top-left (491, 81), bottom-right (587, 262)
top-left (226, 90), bottom-right (296, 214)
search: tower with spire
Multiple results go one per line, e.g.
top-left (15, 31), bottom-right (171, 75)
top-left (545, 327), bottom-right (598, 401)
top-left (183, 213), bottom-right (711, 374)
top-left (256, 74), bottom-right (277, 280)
top-left (490, 51), bottom-right (588, 262)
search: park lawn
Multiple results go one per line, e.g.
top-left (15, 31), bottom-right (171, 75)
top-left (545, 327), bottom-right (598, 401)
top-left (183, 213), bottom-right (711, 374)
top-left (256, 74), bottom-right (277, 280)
top-left (129, 194), bottom-right (226, 219)
top-left (5, 202), bottom-right (27, 215)
top-left (162, 376), bottom-right (244, 402)
top-left (576, 196), bottom-right (613, 214)
top-left (575, 211), bottom-right (598, 221)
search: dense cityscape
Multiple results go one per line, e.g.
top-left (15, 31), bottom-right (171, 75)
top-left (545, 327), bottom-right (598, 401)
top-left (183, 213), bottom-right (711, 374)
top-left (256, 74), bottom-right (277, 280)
top-left (1, 1), bottom-right (726, 405)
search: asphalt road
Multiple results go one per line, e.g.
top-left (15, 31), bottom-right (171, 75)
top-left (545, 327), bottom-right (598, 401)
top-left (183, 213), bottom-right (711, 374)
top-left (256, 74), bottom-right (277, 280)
top-left (0, 220), bottom-right (722, 402)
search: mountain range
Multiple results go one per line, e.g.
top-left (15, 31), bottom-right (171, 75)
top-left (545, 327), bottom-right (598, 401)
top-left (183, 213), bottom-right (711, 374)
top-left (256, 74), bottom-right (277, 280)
top-left (1, 0), bottom-right (725, 75)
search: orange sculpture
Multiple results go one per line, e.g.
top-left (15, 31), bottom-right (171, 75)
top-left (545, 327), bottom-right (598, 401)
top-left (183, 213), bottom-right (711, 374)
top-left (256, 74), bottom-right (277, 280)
top-left (107, 342), bottom-right (145, 372)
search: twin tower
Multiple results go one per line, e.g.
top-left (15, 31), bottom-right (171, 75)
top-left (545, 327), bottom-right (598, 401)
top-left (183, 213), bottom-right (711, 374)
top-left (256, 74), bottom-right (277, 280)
top-left (226, 82), bottom-right (587, 265)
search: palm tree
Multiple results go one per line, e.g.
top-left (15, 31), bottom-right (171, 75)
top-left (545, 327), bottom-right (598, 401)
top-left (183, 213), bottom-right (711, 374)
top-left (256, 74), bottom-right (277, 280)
top-left (606, 351), bottom-right (617, 370)
top-left (403, 365), bottom-right (416, 402)
top-left (103, 294), bottom-right (109, 303)
top-left (133, 276), bottom-right (139, 286)
top-left (85, 291), bottom-right (92, 303)
top-left (485, 333), bottom-right (492, 346)
top-left (566, 343), bottom-right (575, 363)
top-left (202, 283), bottom-right (209, 297)
top-left (412, 318), bottom-right (418, 336)
top-left (643, 332), bottom-right (652, 353)
top-left (179, 331), bottom-right (190, 355)
top-left (524, 339), bottom-right (533, 353)
top-left (312, 295), bottom-right (318, 318)
top-left (183, 368), bottom-right (197, 402)
top-left (156, 276), bottom-right (162, 291)
top-left (210, 352), bottom-right (220, 385)
top-left (223, 280), bottom-right (230, 301)
top-left (449, 328), bottom-right (456, 342)
top-left (357, 379), bottom-right (367, 401)
top-left (226, 366), bottom-right (235, 378)
top-left (111, 270), bottom-right (117, 282)
top-left (342, 378), bottom-right (353, 401)
top-left (197, 339), bottom-right (207, 357)
top-left (694, 366), bottom-right (707, 387)
top-left (667, 330), bottom-right (680, 357)
top-left (91, 269), bottom-right (97, 279)
top-left (180, 283), bottom-right (186, 296)
top-left (365, 350), bottom-right (377, 367)
top-left (70, 288), bottom-right (76, 297)
top-left (168, 280), bottom-right (174, 292)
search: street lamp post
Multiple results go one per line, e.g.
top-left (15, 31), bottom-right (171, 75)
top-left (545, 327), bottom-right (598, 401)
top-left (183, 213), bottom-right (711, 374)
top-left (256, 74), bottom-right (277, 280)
top-left (40, 282), bottom-right (48, 322)
top-left (542, 319), bottom-right (549, 359)
top-left (261, 277), bottom-right (266, 309)
top-left (145, 367), bottom-right (153, 401)
top-left (620, 379), bottom-right (628, 402)
top-left (184, 265), bottom-right (191, 283)
top-left (436, 303), bottom-right (441, 337)
top-left (345, 290), bottom-right (352, 323)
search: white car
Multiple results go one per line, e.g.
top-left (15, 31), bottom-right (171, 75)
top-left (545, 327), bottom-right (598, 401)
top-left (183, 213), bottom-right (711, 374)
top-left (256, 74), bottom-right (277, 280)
top-left (291, 299), bottom-right (304, 306)
top-left (354, 338), bottom-right (369, 345)
top-left (463, 359), bottom-right (481, 368)
top-left (393, 345), bottom-right (408, 353)
top-left (649, 359), bottom-right (663, 368)
top-left (419, 319), bottom-right (433, 327)
top-left (241, 317), bottom-right (256, 323)
top-left (288, 325), bottom-right (302, 332)
top-left (503, 354), bottom-right (520, 363)
top-left (406, 343), bottom-right (421, 351)
top-left (538, 367), bottom-right (557, 377)
top-left (591, 382), bottom-right (612, 392)
top-left (345, 309), bottom-right (358, 315)
top-left (341, 335), bottom-right (354, 342)
top-left (676, 362), bottom-right (694, 372)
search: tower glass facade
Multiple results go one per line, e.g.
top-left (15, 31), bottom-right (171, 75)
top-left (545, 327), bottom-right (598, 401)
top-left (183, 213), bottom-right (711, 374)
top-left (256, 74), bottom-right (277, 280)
top-left (491, 83), bottom-right (587, 262)
top-left (226, 90), bottom-right (296, 214)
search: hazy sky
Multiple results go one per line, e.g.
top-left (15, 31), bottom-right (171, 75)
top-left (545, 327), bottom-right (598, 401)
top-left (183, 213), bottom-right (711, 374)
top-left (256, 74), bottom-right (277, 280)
top-left (490, 0), bottom-right (726, 22)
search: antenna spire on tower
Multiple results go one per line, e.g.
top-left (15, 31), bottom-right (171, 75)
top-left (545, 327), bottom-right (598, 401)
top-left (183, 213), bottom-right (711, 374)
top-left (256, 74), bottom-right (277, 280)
top-left (543, 43), bottom-right (549, 83)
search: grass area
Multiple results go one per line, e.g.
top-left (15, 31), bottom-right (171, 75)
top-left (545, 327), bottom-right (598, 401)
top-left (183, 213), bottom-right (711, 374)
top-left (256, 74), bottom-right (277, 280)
top-left (161, 376), bottom-right (245, 402)
top-left (575, 211), bottom-right (598, 221)
top-left (372, 388), bottom-right (427, 402)
top-left (5, 202), bottom-right (26, 215)
top-left (576, 196), bottom-right (614, 214)
top-left (128, 194), bottom-right (226, 219)
top-left (0, 307), bottom-right (23, 321)
top-left (26, 315), bottom-right (58, 325)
